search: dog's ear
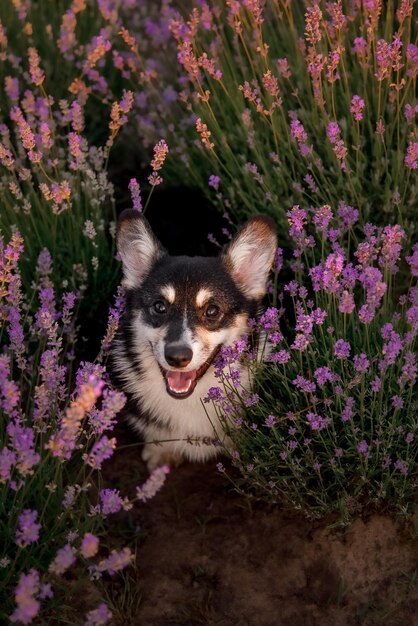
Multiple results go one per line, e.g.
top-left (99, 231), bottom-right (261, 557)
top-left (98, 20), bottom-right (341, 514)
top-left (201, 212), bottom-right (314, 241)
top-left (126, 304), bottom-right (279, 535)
top-left (222, 215), bottom-right (278, 299)
top-left (117, 210), bottom-right (165, 288)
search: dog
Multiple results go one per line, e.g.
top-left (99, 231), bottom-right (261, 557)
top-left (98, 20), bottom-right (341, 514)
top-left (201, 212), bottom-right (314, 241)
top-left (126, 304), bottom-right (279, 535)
top-left (110, 210), bottom-right (277, 471)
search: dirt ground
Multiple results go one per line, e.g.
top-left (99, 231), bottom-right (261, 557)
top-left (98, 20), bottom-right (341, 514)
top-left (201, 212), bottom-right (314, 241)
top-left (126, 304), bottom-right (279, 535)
top-left (103, 424), bottom-right (418, 626)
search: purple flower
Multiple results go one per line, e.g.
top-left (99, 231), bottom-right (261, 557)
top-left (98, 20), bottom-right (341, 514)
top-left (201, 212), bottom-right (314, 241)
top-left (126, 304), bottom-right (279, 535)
top-left (289, 119), bottom-right (311, 155)
top-left (291, 333), bottom-right (311, 351)
top-left (81, 533), bottom-right (99, 558)
top-left (398, 351), bottom-right (417, 387)
top-left (323, 252), bottom-right (344, 293)
top-left (306, 412), bottom-right (330, 431)
top-left (358, 440), bottom-right (369, 455)
top-left (136, 465), bottom-right (170, 502)
top-left (334, 339), bottom-right (351, 359)
top-left (7, 421), bottom-right (40, 477)
top-left (327, 121), bottom-right (340, 144)
top-left (243, 393), bottom-right (259, 407)
top-left (406, 244), bottom-right (418, 277)
top-left (89, 388), bottom-right (126, 435)
top-left (0, 447), bottom-right (16, 482)
top-left (312, 204), bottom-right (333, 233)
top-left (407, 306), bottom-right (418, 332)
top-left (337, 201), bottom-right (359, 230)
top-left (204, 386), bottom-right (225, 402)
top-left (86, 436), bottom-right (116, 470)
top-left (292, 375), bottom-right (316, 393)
top-left (128, 178), bottom-right (142, 212)
top-left (405, 142), bottom-right (418, 169)
top-left (10, 569), bottom-right (40, 624)
top-left (208, 174), bottom-right (220, 190)
top-left (99, 489), bottom-right (124, 515)
top-left (371, 376), bottom-right (381, 392)
top-left (94, 547), bottom-right (133, 577)
top-left (353, 353), bottom-right (370, 372)
top-left (394, 459), bottom-right (408, 475)
top-left (265, 415), bottom-right (276, 427)
top-left (391, 395), bottom-right (404, 410)
top-left (338, 290), bottom-right (355, 314)
top-left (49, 544), bottom-right (76, 575)
top-left (350, 94), bottom-right (365, 121)
top-left (267, 349), bottom-right (290, 364)
top-left (85, 603), bottom-right (112, 626)
top-left (259, 307), bottom-right (280, 331)
top-left (379, 224), bottom-right (406, 273)
top-left (287, 205), bottom-right (308, 243)
top-left (358, 304), bottom-right (375, 324)
top-left (314, 366), bottom-right (333, 385)
top-left (16, 510), bottom-right (41, 547)
top-left (342, 397), bottom-right (354, 422)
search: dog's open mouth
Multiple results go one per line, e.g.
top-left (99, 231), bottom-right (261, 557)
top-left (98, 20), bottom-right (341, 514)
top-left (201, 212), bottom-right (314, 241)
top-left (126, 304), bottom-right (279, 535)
top-left (161, 346), bottom-right (221, 399)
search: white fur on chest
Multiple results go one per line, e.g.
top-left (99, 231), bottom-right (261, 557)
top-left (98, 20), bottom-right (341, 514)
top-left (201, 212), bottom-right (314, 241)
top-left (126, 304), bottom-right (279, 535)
top-left (113, 337), bottom-right (240, 462)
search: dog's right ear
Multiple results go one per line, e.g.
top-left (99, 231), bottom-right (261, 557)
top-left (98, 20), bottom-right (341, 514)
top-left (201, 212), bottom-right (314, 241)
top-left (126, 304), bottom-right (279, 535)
top-left (117, 210), bottom-right (165, 288)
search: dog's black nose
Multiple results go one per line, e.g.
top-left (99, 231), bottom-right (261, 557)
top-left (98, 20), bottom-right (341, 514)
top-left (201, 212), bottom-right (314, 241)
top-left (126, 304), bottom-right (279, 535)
top-left (165, 344), bottom-right (193, 368)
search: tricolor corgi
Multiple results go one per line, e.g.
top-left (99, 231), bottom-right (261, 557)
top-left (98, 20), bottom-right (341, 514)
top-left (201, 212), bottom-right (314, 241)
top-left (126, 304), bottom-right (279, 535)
top-left (110, 210), bottom-right (277, 471)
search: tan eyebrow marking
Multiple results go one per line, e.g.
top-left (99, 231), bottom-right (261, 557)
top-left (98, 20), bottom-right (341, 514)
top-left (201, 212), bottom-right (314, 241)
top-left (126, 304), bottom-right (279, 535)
top-left (195, 288), bottom-right (213, 308)
top-left (160, 285), bottom-right (176, 304)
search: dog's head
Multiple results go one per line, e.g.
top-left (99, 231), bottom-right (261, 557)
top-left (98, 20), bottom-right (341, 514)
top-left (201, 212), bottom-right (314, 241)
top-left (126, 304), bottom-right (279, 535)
top-left (117, 211), bottom-right (277, 399)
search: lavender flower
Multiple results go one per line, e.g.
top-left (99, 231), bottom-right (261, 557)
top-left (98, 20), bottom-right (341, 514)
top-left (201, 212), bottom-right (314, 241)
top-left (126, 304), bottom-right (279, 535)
top-left (99, 488), bottom-right (126, 515)
top-left (292, 375), bottom-right (316, 393)
top-left (358, 440), bottom-right (369, 456)
top-left (264, 415), bottom-right (276, 427)
top-left (353, 353), bottom-right (370, 372)
top-left (85, 604), bottom-right (112, 626)
top-left (93, 547), bottom-right (133, 577)
top-left (81, 533), bottom-right (99, 559)
top-left (15, 510), bottom-right (41, 548)
top-left (136, 465), bottom-right (170, 502)
top-left (49, 544), bottom-right (76, 576)
top-left (334, 339), bottom-right (351, 359)
top-left (10, 569), bottom-right (40, 624)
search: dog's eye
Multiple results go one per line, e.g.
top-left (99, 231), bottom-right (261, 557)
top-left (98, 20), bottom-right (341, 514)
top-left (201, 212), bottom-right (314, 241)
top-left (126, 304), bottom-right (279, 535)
top-left (205, 304), bottom-right (220, 319)
top-left (153, 300), bottom-right (167, 314)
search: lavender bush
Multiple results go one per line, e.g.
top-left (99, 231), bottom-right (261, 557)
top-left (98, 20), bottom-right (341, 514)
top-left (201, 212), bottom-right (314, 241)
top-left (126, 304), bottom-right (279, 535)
top-left (0, 233), bottom-right (169, 624)
top-left (205, 204), bottom-right (418, 522)
top-left (0, 0), bottom-right (139, 317)
top-left (125, 0), bottom-right (418, 241)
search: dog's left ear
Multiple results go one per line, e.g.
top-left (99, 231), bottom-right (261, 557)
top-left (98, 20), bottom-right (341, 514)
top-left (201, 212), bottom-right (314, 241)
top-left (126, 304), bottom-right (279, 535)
top-left (222, 215), bottom-right (278, 300)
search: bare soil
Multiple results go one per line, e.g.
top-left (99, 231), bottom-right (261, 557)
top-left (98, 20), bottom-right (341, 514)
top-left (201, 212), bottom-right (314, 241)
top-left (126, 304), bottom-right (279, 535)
top-left (103, 424), bottom-right (418, 626)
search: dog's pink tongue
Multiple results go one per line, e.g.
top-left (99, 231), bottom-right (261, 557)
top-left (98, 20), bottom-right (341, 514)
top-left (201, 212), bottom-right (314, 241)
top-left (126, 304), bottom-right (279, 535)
top-left (166, 370), bottom-right (197, 393)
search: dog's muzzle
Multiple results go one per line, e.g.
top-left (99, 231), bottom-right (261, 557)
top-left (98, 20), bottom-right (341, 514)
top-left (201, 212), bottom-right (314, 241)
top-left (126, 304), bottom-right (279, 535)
top-left (160, 345), bottom-right (222, 399)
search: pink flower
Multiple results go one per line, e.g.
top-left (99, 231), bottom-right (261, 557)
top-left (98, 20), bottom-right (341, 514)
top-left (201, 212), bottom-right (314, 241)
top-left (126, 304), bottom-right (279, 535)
top-left (49, 544), bottom-right (76, 575)
top-left (350, 95), bottom-right (365, 121)
top-left (136, 465), bottom-right (170, 502)
top-left (150, 139), bottom-right (169, 171)
top-left (128, 178), bottom-right (142, 211)
top-left (81, 533), bottom-right (99, 558)
top-left (405, 142), bottom-right (418, 169)
top-left (28, 47), bottom-right (45, 86)
top-left (10, 569), bottom-right (40, 624)
top-left (338, 290), bottom-right (355, 314)
top-left (277, 58), bottom-right (291, 78)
